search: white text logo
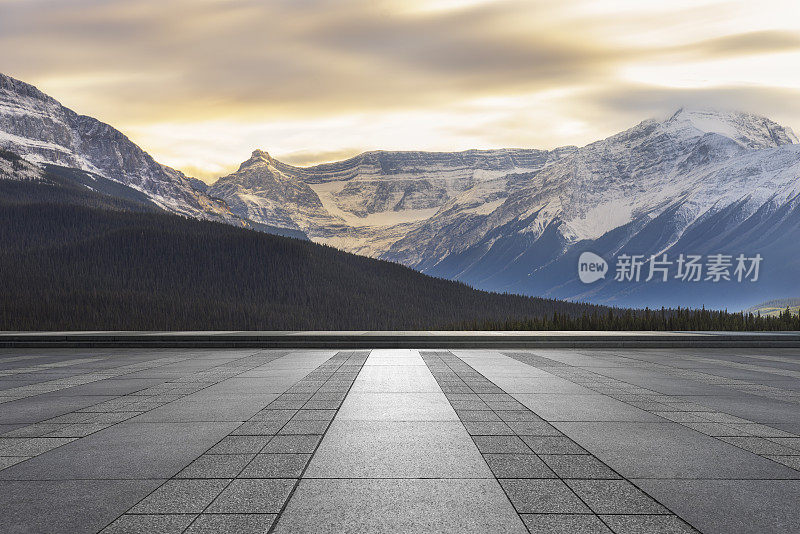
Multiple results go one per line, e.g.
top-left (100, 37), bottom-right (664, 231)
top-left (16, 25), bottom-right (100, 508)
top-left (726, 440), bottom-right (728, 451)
top-left (578, 252), bottom-right (608, 284)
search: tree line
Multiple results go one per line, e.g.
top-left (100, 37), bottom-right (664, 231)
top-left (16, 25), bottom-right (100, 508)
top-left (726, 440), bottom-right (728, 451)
top-left (1, 173), bottom-right (797, 332)
top-left (460, 307), bottom-right (800, 331)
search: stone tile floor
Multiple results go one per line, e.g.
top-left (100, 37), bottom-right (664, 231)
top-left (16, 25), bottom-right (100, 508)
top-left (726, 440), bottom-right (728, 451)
top-left (1, 347), bottom-right (800, 533)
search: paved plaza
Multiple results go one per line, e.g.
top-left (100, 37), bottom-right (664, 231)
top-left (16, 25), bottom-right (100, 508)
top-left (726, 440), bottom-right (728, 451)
top-left (1, 347), bottom-right (800, 533)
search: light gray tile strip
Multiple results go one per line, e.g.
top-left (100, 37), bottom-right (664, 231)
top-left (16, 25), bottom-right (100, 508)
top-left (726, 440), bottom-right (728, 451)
top-left (0, 353), bottom-right (191, 403)
top-left (99, 350), bottom-right (369, 534)
top-left (504, 351), bottom-right (800, 472)
top-left (421, 350), bottom-right (700, 534)
top-left (0, 357), bottom-right (106, 377)
top-left (590, 350), bottom-right (800, 403)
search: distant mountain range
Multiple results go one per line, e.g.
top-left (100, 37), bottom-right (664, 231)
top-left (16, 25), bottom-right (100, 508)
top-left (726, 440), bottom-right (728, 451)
top-left (746, 298), bottom-right (800, 317)
top-left (2, 72), bottom-right (798, 310)
top-left (0, 148), bottom-right (609, 330)
top-left (0, 73), bottom-right (305, 240)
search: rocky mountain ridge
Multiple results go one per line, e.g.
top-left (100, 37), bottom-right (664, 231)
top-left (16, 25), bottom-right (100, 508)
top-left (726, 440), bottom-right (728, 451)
top-left (0, 73), bottom-right (238, 223)
top-left (2, 71), bottom-right (798, 308)
top-left (208, 108), bottom-right (800, 308)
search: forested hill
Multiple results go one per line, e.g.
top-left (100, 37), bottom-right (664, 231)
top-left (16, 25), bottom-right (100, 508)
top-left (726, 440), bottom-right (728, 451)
top-left (2, 156), bottom-right (797, 331)
top-left (0, 169), bottom-right (608, 331)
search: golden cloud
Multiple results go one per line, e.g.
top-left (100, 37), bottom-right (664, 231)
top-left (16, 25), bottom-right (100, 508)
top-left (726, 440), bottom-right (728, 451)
top-left (1, 0), bottom-right (799, 180)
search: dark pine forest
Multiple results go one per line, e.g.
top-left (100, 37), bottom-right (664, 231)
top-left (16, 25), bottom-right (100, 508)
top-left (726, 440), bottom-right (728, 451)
top-left (1, 155), bottom-right (797, 331)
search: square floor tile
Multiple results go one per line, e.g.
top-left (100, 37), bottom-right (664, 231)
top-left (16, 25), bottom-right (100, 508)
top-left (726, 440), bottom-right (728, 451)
top-left (185, 513), bottom-right (276, 534)
top-left (249, 410), bottom-right (296, 423)
top-left (496, 410), bottom-right (544, 422)
top-left (506, 421), bottom-right (561, 436)
top-left (177, 454), bottom-right (254, 478)
top-left (292, 409), bottom-right (336, 421)
top-left (499, 479), bottom-right (590, 513)
top-left (473, 435), bottom-right (530, 454)
top-left (279, 420), bottom-right (330, 435)
top-left (102, 514), bottom-right (197, 534)
top-left (208, 436), bottom-right (272, 455)
top-left (232, 421), bottom-right (285, 436)
top-left (567, 480), bottom-right (668, 514)
top-left (131, 479), bottom-right (230, 513)
top-left (484, 454), bottom-right (555, 478)
top-left (521, 514), bottom-right (612, 534)
top-left (206, 479), bottom-right (295, 514)
top-left (450, 399), bottom-right (491, 410)
top-left (302, 400), bottom-right (340, 410)
top-left (599, 514), bottom-right (697, 534)
top-left (462, 421), bottom-right (514, 436)
top-left (456, 410), bottom-right (501, 422)
top-left (262, 435), bottom-right (321, 454)
top-left (541, 455), bottom-right (621, 479)
top-left (240, 454), bottom-right (311, 478)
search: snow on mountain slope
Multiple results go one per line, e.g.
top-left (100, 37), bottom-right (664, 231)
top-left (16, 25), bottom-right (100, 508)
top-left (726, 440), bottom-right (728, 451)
top-left (208, 107), bottom-right (799, 307)
top-left (398, 111), bottom-right (800, 308)
top-left (208, 150), bottom-right (335, 231)
top-left (381, 109), bottom-right (799, 269)
top-left (2, 69), bottom-right (796, 308)
top-left (209, 146), bottom-right (576, 255)
top-left (0, 149), bottom-right (44, 181)
top-left (550, 111), bottom-right (797, 242)
top-left (0, 73), bottom-right (236, 222)
top-left (659, 108), bottom-right (798, 149)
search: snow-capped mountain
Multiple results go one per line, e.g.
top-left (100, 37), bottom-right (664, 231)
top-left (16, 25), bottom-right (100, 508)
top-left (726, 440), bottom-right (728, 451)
top-left (0, 73), bottom-right (237, 222)
top-left (2, 70), bottom-right (797, 309)
top-left (210, 109), bottom-right (800, 309)
top-left (410, 110), bottom-right (800, 310)
top-left (208, 146), bottom-right (578, 255)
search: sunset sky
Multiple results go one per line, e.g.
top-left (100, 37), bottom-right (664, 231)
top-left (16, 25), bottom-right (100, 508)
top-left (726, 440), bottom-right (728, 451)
top-left (2, 0), bottom-right (800, 182)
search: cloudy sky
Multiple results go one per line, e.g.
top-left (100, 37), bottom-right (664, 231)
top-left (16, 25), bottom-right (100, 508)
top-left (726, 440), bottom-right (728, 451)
top-left (2, 0), bottom-right (800, 181)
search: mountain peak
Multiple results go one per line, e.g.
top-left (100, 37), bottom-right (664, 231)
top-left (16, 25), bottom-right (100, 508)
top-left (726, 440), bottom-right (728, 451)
top-left (660, 108), bottom-right (797, 149)
top-left (238, 149), bottom-right (274, 171)
top-left (0, 71), bottom-right (238, 223)
top-left (0, 72), bottom-right (55, 106)
top-left (251, 149), bottom-right (271, 160)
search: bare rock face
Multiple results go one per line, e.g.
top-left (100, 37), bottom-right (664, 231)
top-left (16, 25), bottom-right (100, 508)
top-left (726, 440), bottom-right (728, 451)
top-left (209, 108), bottom-right (800, 308)
top-left (209, 150), bottom-right (329, 231)
top-left (0, 73), bottom-right (235, 221)
top-left (209, 146), bottom-right (577, 254)
top-left (0, 149), bottom-right (45, 181)
top-left (2, 70), bottom-right (798, 308)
